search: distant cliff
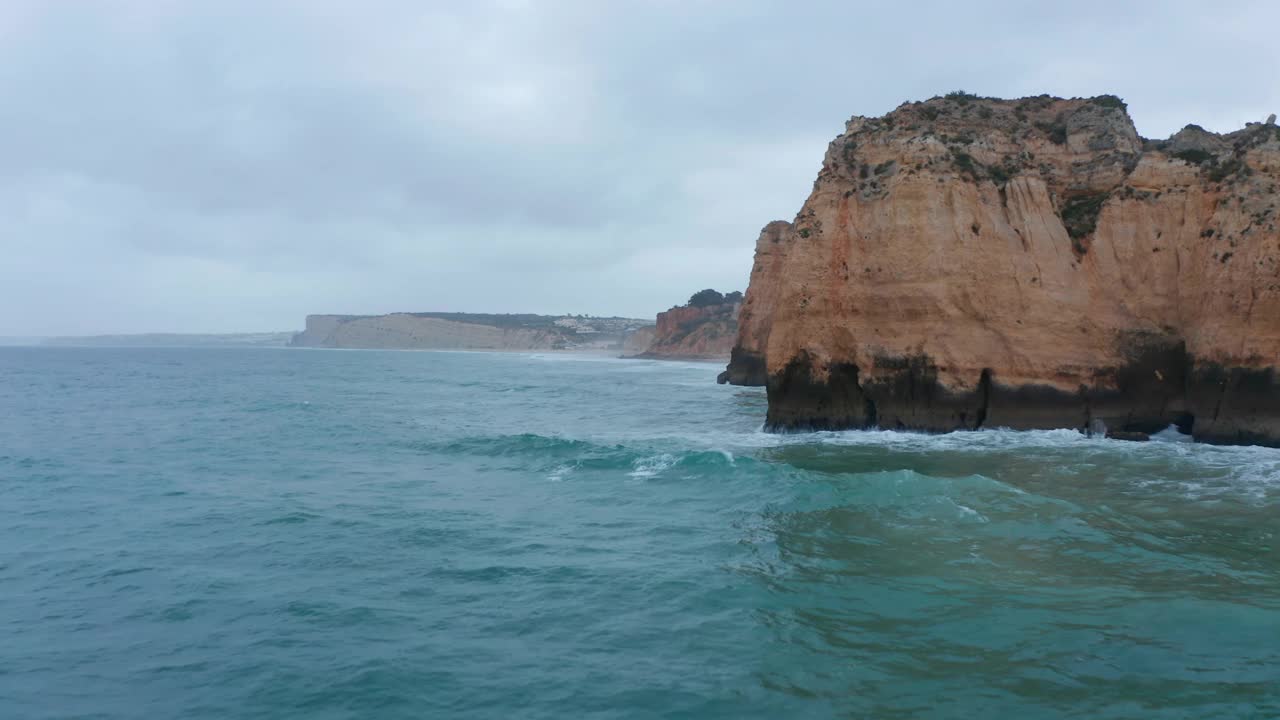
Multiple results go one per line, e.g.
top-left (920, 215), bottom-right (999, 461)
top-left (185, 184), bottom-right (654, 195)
top-left (635, 290), bottom-right (741, 360)
top-left (291, 312), bottom-right (652, 352)
top-left (622, 326), bottom-right (656, 356)
top-left (724, 93), bottom-right (1280, 446)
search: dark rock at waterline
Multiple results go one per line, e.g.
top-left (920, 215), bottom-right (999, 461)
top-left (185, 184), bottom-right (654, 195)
top-left (720, 348), bottom-right (767, 387)
top-left (1106, 430), bottom-right (1151, 442)
top-left (760, 341), bottom-right (1280, 447)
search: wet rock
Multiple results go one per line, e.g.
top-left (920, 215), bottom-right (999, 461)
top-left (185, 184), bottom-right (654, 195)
top-left (1106, 430), bottom-right (1151, 442)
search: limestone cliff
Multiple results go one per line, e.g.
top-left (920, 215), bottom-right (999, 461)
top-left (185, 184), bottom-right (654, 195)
top-left (720, 221), bottom-right (792, 384)
top-left (622, 326), bottom-right (657, 356)
top-left (636, 299), bottom-right (740, 360)
top-left (724, 93), bottom-right (1280, 446)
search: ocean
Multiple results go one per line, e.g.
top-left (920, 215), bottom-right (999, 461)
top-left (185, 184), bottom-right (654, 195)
top-left (1, 347), bottom-right (1277, 719)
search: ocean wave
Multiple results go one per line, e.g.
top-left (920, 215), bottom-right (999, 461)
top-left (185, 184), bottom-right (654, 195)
top-left (416, 422), bottom-right (1280, 498)
top-left (423, 432), bottom-right (753, 481)
top-left (697, 426), bottom-right (1279, 482)
top-left (425, 432), bottom-right (607, 459)
top-left (628, 453), bottom-right (678, 478)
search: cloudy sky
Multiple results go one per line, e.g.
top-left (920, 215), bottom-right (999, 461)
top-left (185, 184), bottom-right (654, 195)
top-left (2, 1), bottom-right (1277, 335)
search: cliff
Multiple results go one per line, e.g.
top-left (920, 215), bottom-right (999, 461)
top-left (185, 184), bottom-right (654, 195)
top-left (724, 93), bottom-right (1280, 446)
top-left (720, 221), bottom-right (792, 384)
top-left (622, 326), bottom-right (656, 356)
top-left (635, 298), bottom-right (740, 360)
top-left (291, 313), bottom-right (651, 352)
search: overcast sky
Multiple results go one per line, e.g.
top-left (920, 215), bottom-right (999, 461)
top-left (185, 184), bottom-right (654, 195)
top-left (2, 1), bottom-right (1277, 335)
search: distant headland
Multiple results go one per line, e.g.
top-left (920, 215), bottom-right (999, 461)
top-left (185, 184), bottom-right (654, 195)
top-left (26, 290), bottom-right (748, 360)
top-left (289, 312), bottom-right (652, 353)
top-left (289, 290), bottom-right (746, 360)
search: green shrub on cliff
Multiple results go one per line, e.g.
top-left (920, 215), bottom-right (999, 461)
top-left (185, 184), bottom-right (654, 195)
top-left (841, 140), bottom-right (858, 164)
top-left (1060, 192), bottom-right (1110, 249)
top-left (687, 289), bottom-right (726, 308)
top-left (1089, 95), bottom-right (1127, 110)
top-left (1207, 157), bottom-right (1248, 183)
top-left (944, 90), bottom-right (981, 104)
top-left (1172, 148), bottom-right (1214, 165)
top-left (951, 151), bottom-right (979, 179)
top-left (1035, 119), bottom-right (1068, 145)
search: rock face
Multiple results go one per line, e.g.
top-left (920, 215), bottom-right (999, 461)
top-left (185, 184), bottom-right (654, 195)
top-left (721, 221), bottom-right (793, 384)
top-left (622, 326), bottom-right (657, 356)
top-left (636, 302), bottom-right (740, 360)
top-left (725, 93), bottom-right (1280, 446)
top-left (291, 313), bottom-right (650, 351)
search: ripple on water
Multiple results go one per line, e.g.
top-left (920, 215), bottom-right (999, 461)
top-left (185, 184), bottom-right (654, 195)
top-left (1, 347), bottom-right (1277, 719)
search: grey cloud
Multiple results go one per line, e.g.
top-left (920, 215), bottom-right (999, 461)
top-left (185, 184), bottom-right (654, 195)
top-left (0, 0), bottom-right (1276, 334)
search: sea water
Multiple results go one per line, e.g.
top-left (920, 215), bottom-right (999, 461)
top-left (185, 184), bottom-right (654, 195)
top-left (1, 347), bottom-right (1277, 719)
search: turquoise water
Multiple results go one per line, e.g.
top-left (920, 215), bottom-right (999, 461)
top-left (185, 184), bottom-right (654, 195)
top-left (1, 347), bottom-right (1277, 719)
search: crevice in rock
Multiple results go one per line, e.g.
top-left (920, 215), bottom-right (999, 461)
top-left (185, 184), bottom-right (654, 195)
top-left (1083, 389), bottom-right (1095, 436)
top-left (975, 369), bottom-right (992, 429)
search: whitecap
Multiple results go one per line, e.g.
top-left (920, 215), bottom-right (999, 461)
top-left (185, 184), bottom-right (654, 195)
top-left (1150, 424), bottom-right (1194, 443)
top-left (628, 454), bottom-right (677, 479)
top-left (546, 463), bottom-right (575, 482)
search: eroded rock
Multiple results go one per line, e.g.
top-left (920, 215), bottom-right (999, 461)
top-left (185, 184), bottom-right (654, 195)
top-left (728, 93), bottom-right (1280, 446)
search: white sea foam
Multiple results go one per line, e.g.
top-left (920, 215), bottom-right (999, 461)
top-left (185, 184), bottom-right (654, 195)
top-left (628, 453), bottom-right (678, 479)
top-left (546, 463), bottom-right (575, 482)
top-left (953, 504), bottom-right (989, 523)
top-left (577, 422), bottom-right (1280, 499)
top-left (522, 352), bottom-right (630, 363)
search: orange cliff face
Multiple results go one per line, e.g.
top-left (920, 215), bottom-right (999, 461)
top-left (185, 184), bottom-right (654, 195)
top-left (634, 301), bottom-right (740, 360)
top-left (719, 220), bottom-right (792, 385)
top-left (723, 93), bottom-right (1280, 446)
